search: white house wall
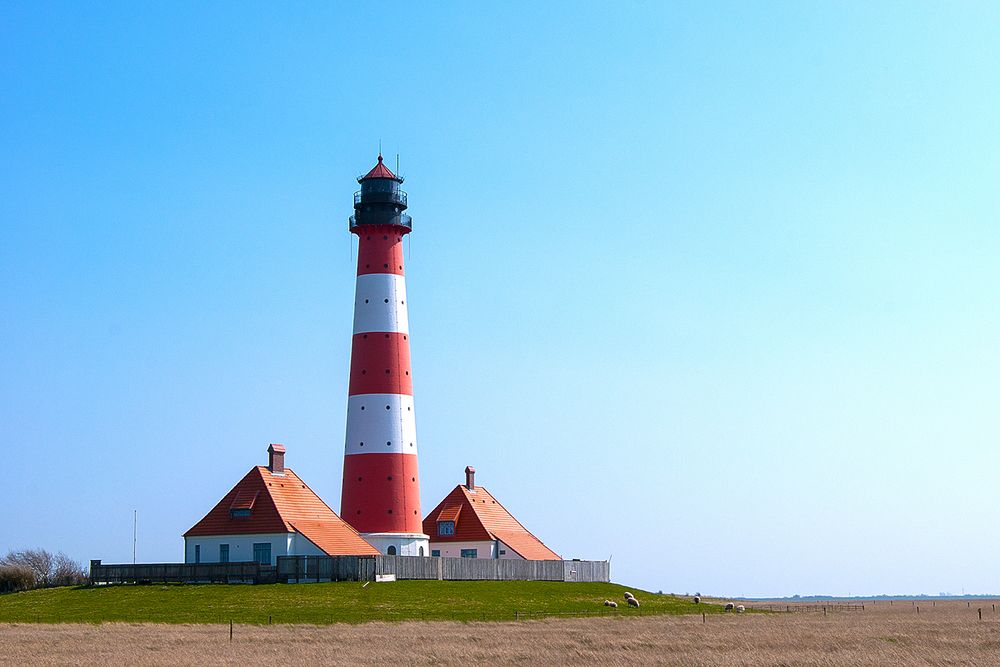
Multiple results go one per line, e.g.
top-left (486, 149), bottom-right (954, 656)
top-left (184, 532), bottom-right (326, 565)
top-left (429, 539), bottom-right (528, 560)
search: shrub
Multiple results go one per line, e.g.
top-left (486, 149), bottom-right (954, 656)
top-left (53, 553), bottom-right (88, 586)
top-left (0, 565), bottom-right (36, 593)
top-left (0, 549), bottom-right (88, 589)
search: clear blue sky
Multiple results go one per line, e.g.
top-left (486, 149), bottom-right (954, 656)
top-left (2, 2), bottom-right (999, 597)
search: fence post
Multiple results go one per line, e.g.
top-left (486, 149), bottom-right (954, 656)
top-left (979, 608), bottom-right (983, 621)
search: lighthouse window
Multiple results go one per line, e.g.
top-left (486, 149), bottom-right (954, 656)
top-left (387, 546), bottom-right (396, 555)
top-left (386, 441), bottom-right (392, 446)
top-left (386, 405), bottom-right (390, 410)
top-left (384, 298), bottom-right (389, 303)
top-left (365, 299), bottom-right (369, 303)
top-left (438, 521), bottom-right (455, 536)
top-left (387, 476), bottom-right (393, 481)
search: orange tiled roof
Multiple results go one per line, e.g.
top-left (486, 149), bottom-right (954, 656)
top-left (185, 466), bottom-right (378, 556)
top-left (423, 485), bottom-right (560, 560)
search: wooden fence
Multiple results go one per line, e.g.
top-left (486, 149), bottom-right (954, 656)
top-left (89, 560), bottom-right (276, 585)
top-left (91, 556), bottom-right (610, 585)
top-left (278, 556), bottom-right (610, 583)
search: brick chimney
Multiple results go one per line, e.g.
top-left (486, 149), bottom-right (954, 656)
top-left (465, 465), bottom-right (476, 491)
top-left (268, 443), bottom-right (286, 474)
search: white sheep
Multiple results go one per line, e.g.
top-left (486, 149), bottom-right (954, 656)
top-left (736, 605), bottom-right (745, 613)
top-left (627, 597), bottom-right (640, 608)
top-left (603, 600), bottom-right (618, 608)
top-left (624, 592), bottom-right (635, 601)
top-left (693, 595), bottom-right (701, 604)
top-left (725, 602), bottom-right (735, 611)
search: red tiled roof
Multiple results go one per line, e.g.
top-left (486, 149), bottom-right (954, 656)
top-left (360, 154), bottom-right (397, 180)
top-left (423, 485), bottom-right (560, 560)
top-left (185, 466), bottom-right (378, 556)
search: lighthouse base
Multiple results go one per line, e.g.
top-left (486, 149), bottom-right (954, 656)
top-left (362, 532), bottom-right (430, 557)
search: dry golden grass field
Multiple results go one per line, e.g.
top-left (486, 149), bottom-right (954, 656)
top-left (3, 599), bottom-right (999, 666)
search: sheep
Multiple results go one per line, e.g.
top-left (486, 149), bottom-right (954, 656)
top-left (624, 592), bottom-right (635, 601)
top-left (603, 600), bottom-right (618, 608)
top-left (725, 603), bottom-right (735, 612)
top-left (693, 595), bottom-right (701, 604)
top-left (627, 597), bottom-right (640, 608)
top-left (736, 605), bottom-right (745, 614)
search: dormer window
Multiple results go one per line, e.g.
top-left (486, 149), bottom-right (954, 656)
top-left (230, 508), bottom-right (251, 518)
top-left (437, 520), bottom-right (455, 536)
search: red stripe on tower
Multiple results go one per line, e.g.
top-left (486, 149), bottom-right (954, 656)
top-left (341, 155), bottom-right (429, 557)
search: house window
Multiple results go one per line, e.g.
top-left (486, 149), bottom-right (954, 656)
top-left (219, 544), bottom-right (229, 563)
top-left (253, 543), bottom-right (271, 565)
top-left (499, 549), bottom-right (506, 555)
top-left (230, 508), bottom-right (251, 518)
top-left (419, 547), bottom-right (424, 556)
top-left (431, 550), bottom-right (440, 557)
top-left (194, 544), bottom-right (201, 564)
top-left (460, 549), bottom-right (478, 559)
top-left (387, 546), bottom-right (397, 555)
top-left (437, 521), bottom-right (455, 536)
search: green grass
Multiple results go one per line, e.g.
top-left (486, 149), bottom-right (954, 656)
top-left (0, 581), bottom-right (722, 624)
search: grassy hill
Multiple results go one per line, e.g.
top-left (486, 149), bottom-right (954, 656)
top-left (0, 581), bottom-right (721, 624)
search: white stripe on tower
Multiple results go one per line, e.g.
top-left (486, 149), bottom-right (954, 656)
top-left (344, 393), bottom-right (418, 455)
top-left (353, 273), bottom-right (409, 335)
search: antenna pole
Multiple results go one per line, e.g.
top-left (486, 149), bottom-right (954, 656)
top-left (132, 509), bottom-right (137, 564)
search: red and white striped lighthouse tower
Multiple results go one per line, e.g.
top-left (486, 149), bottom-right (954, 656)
top-left (340, 155), bottom-right (429, 556)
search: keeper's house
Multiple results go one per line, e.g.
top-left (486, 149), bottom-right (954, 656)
top-left (184, 444), bottom-right (378, 565)
top-left (423, 467), bottom-right (560, 560)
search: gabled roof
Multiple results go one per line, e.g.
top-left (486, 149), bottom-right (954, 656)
top-left (423, 485), bottom-right (560, 560)
top-left (185, 466), bottom-right (378, 556)
top-left (360, 154), bottom-right (399, 181)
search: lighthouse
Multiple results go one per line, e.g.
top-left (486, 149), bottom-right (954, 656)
top-left (340, 155), bottom-right (429, 557)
